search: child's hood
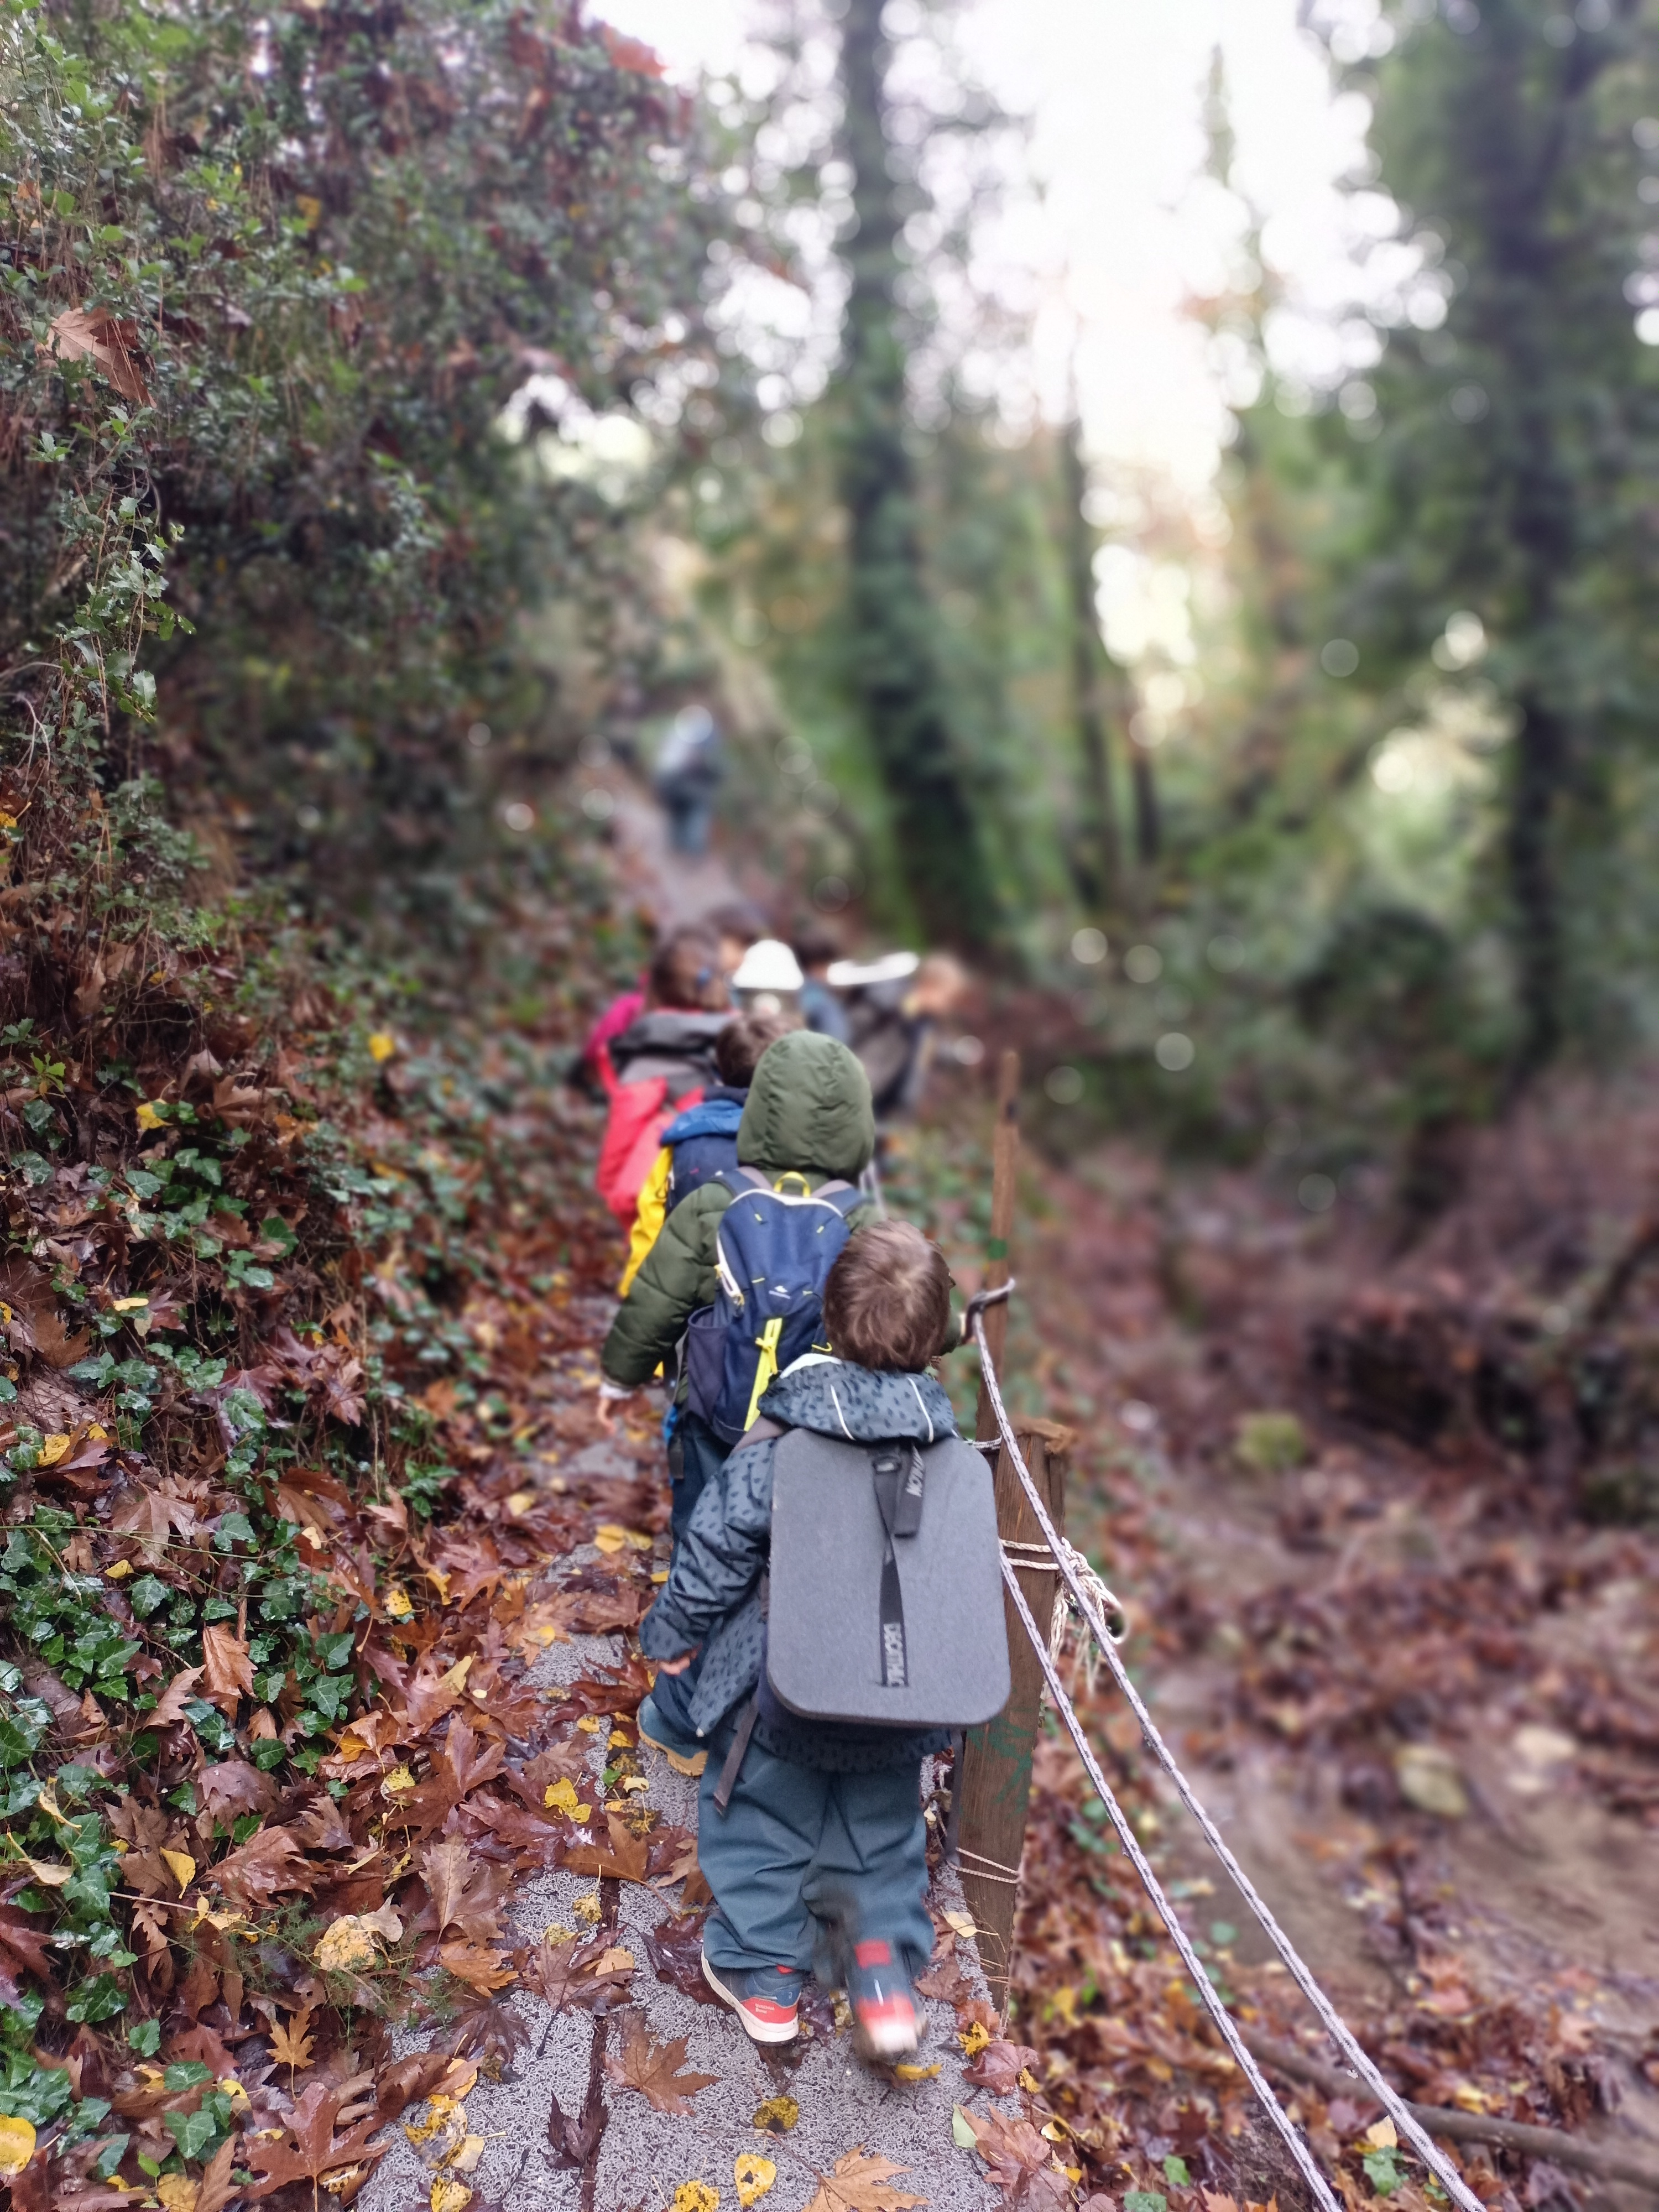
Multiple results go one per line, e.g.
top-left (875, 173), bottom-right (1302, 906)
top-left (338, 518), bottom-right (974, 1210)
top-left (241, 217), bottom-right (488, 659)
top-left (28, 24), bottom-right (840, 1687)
top-left (736, 1030), bottom-right (874, 1180)
top-left (760, 1358), bottom-right (957, 1443)
top-left (662, 1087), bottom-right (745, 1143)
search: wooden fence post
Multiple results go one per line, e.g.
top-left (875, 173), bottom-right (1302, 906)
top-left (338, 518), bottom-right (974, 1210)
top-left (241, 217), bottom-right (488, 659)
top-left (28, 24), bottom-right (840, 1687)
top-left (953, 1047), bottom-right (1072, 2014)
top-left (955, 1418), bottom-right (1071, 2013)
top-left (973, 1050), bottom-right (1020, 1446)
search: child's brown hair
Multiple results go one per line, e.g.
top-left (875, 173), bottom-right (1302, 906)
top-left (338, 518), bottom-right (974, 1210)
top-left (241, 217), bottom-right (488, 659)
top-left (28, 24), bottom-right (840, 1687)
top-left (821, 1220), bottom-right (953, 1373)
top-left (646, 926), bottom-right (728, 1011)
top-left (714, 1008), bottom-right (798, 1087)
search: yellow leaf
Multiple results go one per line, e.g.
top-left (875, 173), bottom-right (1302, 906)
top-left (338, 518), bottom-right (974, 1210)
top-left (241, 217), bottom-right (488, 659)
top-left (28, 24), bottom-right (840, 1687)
top-left (942, 1907), bottom-right (976, 1938)
top-left (592, 1525), bottom-right (626, 1554)
top-left (751, 2094), bottom-right (799, 2135)
top-left (734, 2154), bottom-right (776, 2208)
top-left (608, 1729), bottom-right (632, 1746)
top-left (503, 1489), bottom-right (536, 1517)
top-left (429, 2182), bottom-right (471, 2212)
top-left (542, 1922), bottom-right (575, 1944)
top-left (544, 1780), bottom-right (581, 1815)
top-left (36, 1434), bottom-right (71, 1467)
top-left (673, 2186), bottom-right (718, 2212)
top-left (367, 1031), bottom-right (398, 1063)
top-left (156, 2176), bottom-right (197, 2212)
top-left (321, 2166), bottom-right (367, 2198)
top-left (572, 1892), bottom-right (602, 1926)
top-left (447, 2137), bottom-right (486, 2176)
top-left (316, 1915), bottom-right (382, 1973)
top-left (380, 1765), bottom-right (416, 1798)
top-left (384, 1584), bottom-right (414, 1621)
top-left (893, 2061), bottom-right (941, 2082)
top-left (112, 1297), bottom-right (148, 1313)
top-left (86, 1422), bottom-right (109, 1439)
top-left (651, 1568), bottom-right (669, 1584)
top-left (296, 194), bottom-right (325, 233)
top-left (576, 1715), bottom-right (603, 1734)
top-left (958, 2021), bottom-right (990, 2059)
top-left (0, 2115), bottom-right (35, 2177)
top-left (1365, 2119), bottom-right (1399, 2150)
top-left (1018, 2067), bottom-right (1039, 2092)
top-left (22, 1859), bottom-right (70, 1888)
top-left (135, 1102), bottom-right (164, 1132)
top-left (620, 1775), bottom-right (650, 1795)
top-left (439, 1654), bottom-right (473, 1693)
top-left (106, 1560), bottom-right (133, 1579)
top-left (593, 1947), bottom-right (633, 1975)
top-left (160, 1849), bottom-right (196, 1895)
top-left (425, 1567), bottom-right (452, 1602)
top-left (405, 2095), bottom-right (463, 2148)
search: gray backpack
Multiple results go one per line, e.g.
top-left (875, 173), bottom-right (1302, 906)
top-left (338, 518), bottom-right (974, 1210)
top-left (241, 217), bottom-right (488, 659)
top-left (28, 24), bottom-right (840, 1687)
top-left (765, 1427), bottom-right (1011, 1730)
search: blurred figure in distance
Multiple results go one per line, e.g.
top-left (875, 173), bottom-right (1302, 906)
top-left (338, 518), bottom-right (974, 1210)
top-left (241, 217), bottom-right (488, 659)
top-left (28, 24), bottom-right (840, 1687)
top-left (655, 703), bottom-right (723, 855)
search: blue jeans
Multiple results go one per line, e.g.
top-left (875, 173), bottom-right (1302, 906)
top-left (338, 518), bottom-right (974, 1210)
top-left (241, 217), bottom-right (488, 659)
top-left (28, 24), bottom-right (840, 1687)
top-left (649, 1412), bottom-right (730, 1740)
top-left (697, 1725), bottom-right (931, 1979)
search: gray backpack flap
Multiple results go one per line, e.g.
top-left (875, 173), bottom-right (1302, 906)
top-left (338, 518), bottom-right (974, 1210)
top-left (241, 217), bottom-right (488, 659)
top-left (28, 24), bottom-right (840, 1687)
top-left (766, 1427), bottom-right (1011, 1729)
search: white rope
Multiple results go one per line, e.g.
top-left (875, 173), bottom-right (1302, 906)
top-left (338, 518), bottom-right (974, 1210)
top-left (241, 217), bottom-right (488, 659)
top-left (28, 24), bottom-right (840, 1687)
top-left (971, 1301), bottom-right (1486, 2212)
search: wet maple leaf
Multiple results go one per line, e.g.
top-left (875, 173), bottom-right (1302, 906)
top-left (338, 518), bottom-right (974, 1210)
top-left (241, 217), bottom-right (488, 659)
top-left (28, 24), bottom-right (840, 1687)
top-left (641, 1912), bottom-right (723, 2008)
top-left (242, 2077), bottom-right (387, 2198)
top-left (523, 1930), bottom-right (633, 2015)
top-left (269, 2007), bottom-right (316, 2075)
top-left (209, 1824), bottom-right (313, 1905)
top-left (201, 1623), bottom-right (254, 1699)
top-left (603, 2007), bottom-right (718, 2115)
top-left (561, 1811), bottom-right (648, 1882)
top-left (803, 2148), bottom-right (927, 2212)
top-left (197, 1759), bottom-right (276, 1818)
top-left (954, 2110), bottom-right (1069, 2211)
top-left (437, 1940), bottom-right (516, 1992)
top-left (963, 2035), bottom-right (1041, 2098)
top-left (150, 1665), bottom-right (206, 1725)
top-left (195, 2135), bottom-right (241, 2212)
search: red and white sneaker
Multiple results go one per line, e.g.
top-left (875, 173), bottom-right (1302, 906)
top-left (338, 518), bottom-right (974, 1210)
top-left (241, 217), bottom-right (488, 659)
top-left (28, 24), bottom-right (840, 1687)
top-left (701, 1953), bottom-right (804, 2045)
top-left (846, 1938), bottom-right (920, 2059)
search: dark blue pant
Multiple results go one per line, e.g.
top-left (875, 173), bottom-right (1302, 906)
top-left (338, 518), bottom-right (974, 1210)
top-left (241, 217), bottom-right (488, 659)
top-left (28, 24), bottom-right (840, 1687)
top-left (650, 1412), bottom-right (730, 1740)
top-left (697, 1729), bottom-right (932, 1979)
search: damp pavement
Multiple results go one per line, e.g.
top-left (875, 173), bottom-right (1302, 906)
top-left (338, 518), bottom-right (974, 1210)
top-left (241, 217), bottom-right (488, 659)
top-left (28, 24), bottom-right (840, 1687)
top-left (360, 1439), bottom-right (1005, 2212)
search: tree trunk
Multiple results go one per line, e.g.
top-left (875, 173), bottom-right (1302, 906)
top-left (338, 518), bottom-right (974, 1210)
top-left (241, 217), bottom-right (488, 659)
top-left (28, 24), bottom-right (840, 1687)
top-left (833, 0), bottom-right (995, 947)
top-left (1131, 749), bottom-right (1160, 867)
top-left (1506, 688), bottom-right (1566, 1086)
top-left (1060, 414), bottom-right (1120, 912)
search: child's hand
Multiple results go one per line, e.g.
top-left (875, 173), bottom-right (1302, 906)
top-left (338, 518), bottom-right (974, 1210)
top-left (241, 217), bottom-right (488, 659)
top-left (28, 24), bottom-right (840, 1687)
top-left (596, 1384), bottom-right (631, 1432)
top-left (655, 1650), bottom-right (697, 1676)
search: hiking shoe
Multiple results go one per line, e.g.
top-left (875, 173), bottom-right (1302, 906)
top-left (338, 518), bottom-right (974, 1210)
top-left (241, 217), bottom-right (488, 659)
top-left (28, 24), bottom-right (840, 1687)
top-left (701, 1954), bottom-right (804, 2045)
top-left (637, 1692), bottom-right (707, 1777)
top-left (846, 1938), bottom-right (920, 2060)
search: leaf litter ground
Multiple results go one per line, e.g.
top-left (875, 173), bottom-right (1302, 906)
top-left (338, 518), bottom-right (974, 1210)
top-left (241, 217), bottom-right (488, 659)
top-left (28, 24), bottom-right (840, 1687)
top-left (2, 830), bottom-right (1655, 2212)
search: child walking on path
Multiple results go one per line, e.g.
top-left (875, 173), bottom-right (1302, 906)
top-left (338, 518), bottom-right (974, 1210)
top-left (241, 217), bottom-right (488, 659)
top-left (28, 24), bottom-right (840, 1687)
top-left (615, 1007), bottom-right (796, 1296)
top-left (597, 1030), bottom-right (883, 1767)
top-left (638, 1221), bottom-right (962, 2059)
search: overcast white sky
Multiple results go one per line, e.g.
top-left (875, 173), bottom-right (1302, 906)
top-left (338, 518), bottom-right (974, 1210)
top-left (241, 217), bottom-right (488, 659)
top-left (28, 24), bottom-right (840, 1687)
top-left (603, 0), bottom-right (1375, 499)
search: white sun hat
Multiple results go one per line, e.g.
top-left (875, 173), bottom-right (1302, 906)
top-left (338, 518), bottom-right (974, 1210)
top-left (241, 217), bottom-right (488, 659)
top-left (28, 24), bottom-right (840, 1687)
top-left (731, 938), bottom-right (805, 994)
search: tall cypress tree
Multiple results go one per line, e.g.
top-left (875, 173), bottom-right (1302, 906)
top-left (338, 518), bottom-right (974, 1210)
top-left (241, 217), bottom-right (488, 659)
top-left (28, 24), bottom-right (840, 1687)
top-left (833, 0), bottom-right (997, 946)
top-left (1334, 0), bottom-right (1659, 1084)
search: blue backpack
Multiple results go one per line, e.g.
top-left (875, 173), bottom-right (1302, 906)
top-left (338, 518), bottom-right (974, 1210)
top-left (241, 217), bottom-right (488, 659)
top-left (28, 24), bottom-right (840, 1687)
top-left (684, 1169), bottom-right (863, 1444)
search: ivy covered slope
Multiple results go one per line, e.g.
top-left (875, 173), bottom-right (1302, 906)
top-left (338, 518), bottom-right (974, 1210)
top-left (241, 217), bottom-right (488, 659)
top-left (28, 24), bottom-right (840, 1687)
top-left (0, 825), bottom-right (643, 2203)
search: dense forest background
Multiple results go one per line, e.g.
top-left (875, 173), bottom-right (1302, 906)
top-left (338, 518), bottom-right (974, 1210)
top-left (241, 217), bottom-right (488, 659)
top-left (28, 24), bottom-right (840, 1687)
top-left (13, 0), bottom-right (1659, 1203)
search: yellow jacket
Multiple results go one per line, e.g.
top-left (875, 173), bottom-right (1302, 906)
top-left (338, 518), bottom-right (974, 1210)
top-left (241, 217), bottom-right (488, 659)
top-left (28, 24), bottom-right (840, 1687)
top-left (617, 1145), bottom-right (672, 1296)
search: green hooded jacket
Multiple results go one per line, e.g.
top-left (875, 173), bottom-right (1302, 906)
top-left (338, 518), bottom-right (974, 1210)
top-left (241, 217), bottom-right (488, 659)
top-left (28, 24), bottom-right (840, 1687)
top-left (599, 1029), bottom-right (878, 1390)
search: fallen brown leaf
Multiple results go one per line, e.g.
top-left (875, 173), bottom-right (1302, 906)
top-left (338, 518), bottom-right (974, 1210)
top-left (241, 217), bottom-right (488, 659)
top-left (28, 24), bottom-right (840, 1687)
top-left (603, 2007), bottom-right (719, 2116)
top-left (803, 2148), bottom-right (927, 2212)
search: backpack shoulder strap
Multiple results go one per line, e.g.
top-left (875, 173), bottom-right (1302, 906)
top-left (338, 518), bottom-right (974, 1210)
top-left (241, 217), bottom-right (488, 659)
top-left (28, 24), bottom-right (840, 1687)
top-left (709, 1165), bottom-right (769, 1198)
top-left (813, 1179), bottom-right (863, 1218)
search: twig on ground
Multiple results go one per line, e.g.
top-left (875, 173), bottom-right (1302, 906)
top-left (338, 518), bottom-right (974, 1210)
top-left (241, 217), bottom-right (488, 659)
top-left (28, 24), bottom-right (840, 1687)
top-left (1238, 2024), bottom-right (1659, 2195)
